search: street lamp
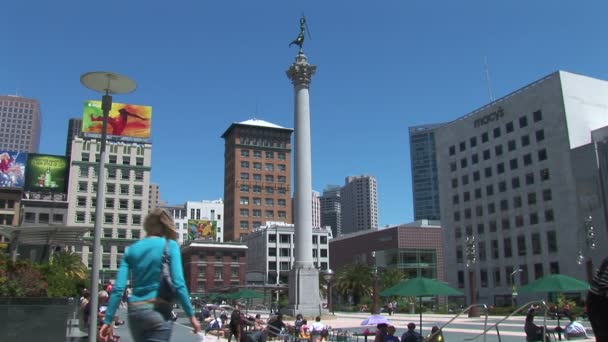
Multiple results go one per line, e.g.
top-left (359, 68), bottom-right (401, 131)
top-left (465, 236), bottom-right (479, 317)
top-left (81, 72), bottom-right (136, 342)
top-left (323, 268), bottom-right (334, 314)
top-left (371, 251), bottom-right (380, 314)
top-left (510, 268), bottom-right (523, 307)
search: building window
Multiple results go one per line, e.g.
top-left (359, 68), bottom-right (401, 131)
top-left (523, 153), bottom-right (532, 166)
top-left (449, 146), bottom-right (455, 156)
top-left (78, 181), bottom-right (88, 192)
top-left (241, 149), bottom-right (250, 157)
top-left (278, 152), bottom-right (286, 160)
top-left (521, 135), bottom-right (530, 147)
top-left (240, 221), bottom-right (248, 229)
top-left (493, 127), bottom-right (501, 138)
top-left (253, 185), bottom-right (262, 193)
top-left (482, 150), bottom-right (490, 161)
top-left (136, 157), bottom-right (144, 166)
top-left (495, 145), bottom-right (503, 156)
top-left (241, 173), bottom-right (249, 180)
top-left (450, 162), bottom-right (457, 172)
top-left (533, 110), bottom-right (542, 122)
top-left (265, 175), bottom-right (274, 182)
top-left (278, 199), bottom-right (286, 206)
top-left (517, 235), bottom-right (526, 256)
top-left (104, 213), bottom-right (113, 224)
top-left (119, 199), bottom-right (128, 210)
top-left (542, 189), bottom-right (552, 201)
top-left (508, 140), bottom-right (516, 151)
top-left (133, 185), bottom-right (143, 196)
top-left (463, 191), bottom-right (470, 202)
top-left (253, 162), bottom-right (262, 170)
top-left (480, 269), bottom-right (488, 288)
top-left (265, 163), bottom-right (274, 171)
top-left (498, 181), bottom-right (506, 193)
top-left (451, 178), bottom-right (458, 189)
top-left (503, 238), bottom-right (512, 258)
top-left (240, 209), bottom-right (249, 217)
top-left (278, 164), bottom-right (286, 172)
top-left (538, 149), bottom-right (548, 161)
top-left (253, 174), bottom-right (262, 181)
top-left (118, 214), bottom-right (127, 224)
top-left (519, 116), bottom-right (528, 128)
top-left (77, 196), bottom-right (87, 207)
top-left (135, 171), bottom-right (144, 181)
top-left (474, 188), bottom-right (482, 200)
top-left (265, 151), bottom-right (274, 159)
top-left (38, 213), bottom-right (50, 223)
top-left (515, 215), bottom-right (524, 227)
top-left (540, 168), bottom-right (550, 181)
top-left (24, 212), bottom-right (36, 223)
top-left (461, 174), bottom-right (469, 185)
top-left (511, 177), bottom-right (520, 189)
top-left (240, 185), bottom-right (249, 192)
top-left (471, 154), bottom-right (479, 165)
top-left (528, 192), bottom-right (537, 205)
top-left (105, 198), bottom-right (114, 209)
top-left (550, 262), bottom-right (559, 274)
top-left (253, 150), bottom-right (262, 158)
top-left (486, 185), bottom-right (494, 196)
top-left (106, 183), bottom-right (115, 194)
top-left (265, 198), bottom-right (274, 206)
top-left (501, 218), bottom-right (510, 230)
top-left (265, 210), bottom-right (273, 218)
top-left (470, 137), bottom-right (477, 147)
top-left (489, 220), bottom-right (497, 232)
top-left (481, 132), bottom-right (489, 143)
top-left (121, 170), bottom-right (130, 180)
top-left (506, 121), bottom-right (514, 133)
top-left (133, 200), bottom-right (142, 210)
top-left (509, 158), bottom-right (518, 170)
top-left (459, 141), bottom-right (466, 152)
top-left (265, 187), bottom-right (274, 194)
top-left (241, 161), bottom-right (250, 168)
top-left (252, 209), bottom-right (261, 217)
top-left (532, 233), bottom-right (541, 255)
top-left (477, 222), bottom-right (484, 234)
top-left (547, 231), bottom-right (558, 253)
top-left (253, 198), bottom-right (261, 206)
top-left (460, 158), bottom-right (467, 168)
top-left (240, 197), bottom-right (249, 205)
top-left (535, 129), bottom-right (545, 142)
top-left (544, 209), bottom-right (554, 222)
top-left (530, 212), bottom-right (539, 225)
top-left (278, 176), bottom-right (286, 183)
top-left (132, 215), bottom-right (141, 225)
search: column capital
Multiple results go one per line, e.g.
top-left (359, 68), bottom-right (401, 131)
top-left (286, 53), bottom-right (317, 88)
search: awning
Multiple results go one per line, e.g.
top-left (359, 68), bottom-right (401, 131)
top-left (0, 225), bottom-right (91, 246)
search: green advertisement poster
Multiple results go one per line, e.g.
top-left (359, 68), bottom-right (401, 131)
top-left (24, 154), bottom-right (68, 193)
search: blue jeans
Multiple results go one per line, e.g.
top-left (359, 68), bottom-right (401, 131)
top-left (128, 304), bottom-right (173, 342)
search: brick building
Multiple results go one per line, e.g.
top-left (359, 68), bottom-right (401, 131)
top-left (181, 241), bottom-right (248, 294)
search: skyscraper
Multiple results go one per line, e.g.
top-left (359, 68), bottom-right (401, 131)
top-left (409, 123), bottom-right (444, 220)
top-left (320, 185), bottom-right (341, 237)
top-left (340, 175), bottom-right (378, 234)
top-left (312, 190), bottom-right (320, 228)
top-left (221, 119), bottom-right (293, 241)
top-left (66, 118), bottom-right (82, 158)
top-left (0, 95), bottom-right (41, 153)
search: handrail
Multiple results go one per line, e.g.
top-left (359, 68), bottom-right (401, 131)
top-left (427, 304), bottom-right (489, 342)
top-left (463, 300), bottom-right (548, 342)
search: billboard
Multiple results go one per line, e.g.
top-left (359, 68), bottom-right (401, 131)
top-left (0, 150), bottom-right (27, 188)
top-left (24, 154), bottom-right (68, 193)
top-left (187, 220), bottom-right (217, 240)
top-left (82, 100), bottom-right (152, 139)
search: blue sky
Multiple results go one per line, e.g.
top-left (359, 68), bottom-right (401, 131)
top-left (2, 1), bottom-right (607, 226)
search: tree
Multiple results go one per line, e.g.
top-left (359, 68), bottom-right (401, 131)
top-left (50, 251), bottom-right (88, 282)
top-left (334, 263), bottom-right (374, 305)
top-left (380, 268), bottom-right (404, 292)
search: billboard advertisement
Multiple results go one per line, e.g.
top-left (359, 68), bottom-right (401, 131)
top-left (82, 100), bottom-right (152, 139)
top-left (24, 154), bottom-right (68, 193)
top-left (187, 220), bottom-right (217, 240)
top-left (0, 150), bottom-right (27, 188)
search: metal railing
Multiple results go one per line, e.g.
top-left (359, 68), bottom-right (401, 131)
top-left (427, 304), bottom-right (490, 342)
top-left (463, 300), bottom-right (548, 342)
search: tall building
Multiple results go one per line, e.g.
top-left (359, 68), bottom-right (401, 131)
top-left (0, 95), bottom-right (41, 153)
top-left (148, 183), bottom-right (162, 212)
top-left (340, 175), bottom-right (378, 235)
top-left (66, 137), bottom-right (152, 279)
top-left (221, 119), bottom-right (293, 241)
top-left (409, 123), bottom-right (443, 221)
top-left (66, 118), bottom-right (82, 158)
top-left (165, 199), bottom-right (224, 244)
top-left (320, 185), bottom-right (341, 237)
top-left (435, 71), bottom-right (608, 306)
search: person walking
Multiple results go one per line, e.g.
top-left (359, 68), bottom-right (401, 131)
top-left (98, 209), bottom-right (201, 341)
top-left (587, 256), bottom-right (608, 341)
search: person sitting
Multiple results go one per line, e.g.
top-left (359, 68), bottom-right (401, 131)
top-left (385, 325), bottom-right (400, 342)
top-left (299, 319), bottom-right (311, 339)
top-left (267, 313), bottom-right (289, 340)
top-left (525, 309), bottom-right (556, 341)
top-left (401, 323), bottom-right (423, 342)
top-left (294, 314), bottom-right (304, 335)
top-left (425, 326), bottom-right (444, 342)
top-left (311, 316), bottom-right (326, 342)
top-left (374, 323), bottom-right (389, 342)
top-left (564, 313), bottom-right (589, 340)
top-left (205, 314), bottom-right (225, 337)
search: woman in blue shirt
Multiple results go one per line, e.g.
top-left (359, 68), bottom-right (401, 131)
top-left (99, 209), bottom-right (201, 341)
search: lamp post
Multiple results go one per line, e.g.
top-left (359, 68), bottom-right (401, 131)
top-left (510, 268), bottom-right (523, 308)
top-left (465, 236), bottom-right (479, 317)
top-left (323, 268), bottom-right (334, 314)
top-left (80, 72), bottom-right (136, 342)
top-left (371, 251), bottom-right (380, 314)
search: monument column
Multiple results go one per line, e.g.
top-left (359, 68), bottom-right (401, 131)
top-left (284, 51), bottom-right (321, 316)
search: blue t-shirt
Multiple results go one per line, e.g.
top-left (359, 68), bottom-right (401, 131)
top-left (103, 237), bottom-right (194, 324)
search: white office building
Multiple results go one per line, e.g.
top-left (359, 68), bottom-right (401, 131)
top-left (164, 199), bottom-right (224, 244)
top-left (66, 137), bottom-right (152, 279)
top-left (242, 221), bottom-right (332, 286)
top-left (435, 71), bottom-right (608, 306)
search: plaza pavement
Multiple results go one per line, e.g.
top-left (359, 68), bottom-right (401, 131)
top-left (67, 309), bottom-right (596, 342)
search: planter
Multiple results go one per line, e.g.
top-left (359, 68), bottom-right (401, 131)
top-left (0, 297), bottom-right (75, 341)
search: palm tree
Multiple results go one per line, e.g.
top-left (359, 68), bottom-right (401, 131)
top-left (380, 268), bottom-right (404, 291)
top-left (51, 251), bottom-right (88, 281)
top-left (334, 263), bottom-right (374, 305)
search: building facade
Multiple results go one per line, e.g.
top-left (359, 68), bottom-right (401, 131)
top-left (320, 185), bottom-right (341, 237)
top-left (329, 220), bottom-right (445, 281)
top-left (435, 71), bottom-right (608, 306)
top-left (181, 241), bottom-right (247, 294)
top-left (340, 175), bottom-right (378, 234)
top-left (242, 222), bottom-right (332, 287)
top-left (0, 95), bottom-right (41, 153)
top-left (66, 137), bottom-right (152, 278)
top-left (165, 200), bottom-right (224, 244)
top-left (66, 118), bottom-right (82, 158)
top-left (409, 123), bottom-right (443, 221)
top-left (221, 119), bottom-right (293, 241)
top-left (148, 183), bottom-right (162, 212)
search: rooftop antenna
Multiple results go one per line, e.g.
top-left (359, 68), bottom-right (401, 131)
top-left (303, 12), bottom-right (312, 40)
top-left (484, 56), bottom-right (495, 102)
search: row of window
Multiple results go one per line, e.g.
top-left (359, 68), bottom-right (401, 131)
top-left (457, 261), bottom-right (559, 288)
top-left (454, 208), bottom-right (554, 231)
top-left (449, 110), bottom-right (543, 156)
top-left (0, 214), bottom-right (14, 225)
top-left (268, 247), bottom-right (328, 258)
top-left (80, 167), bottom-right (144, 181)
top-left (0, 107), bottom-right (35, 114)
top-left (76, 196), bottom-right (143, 210)
top-left (456, 231), bottom-right (557, 263)
top-left (196, 266), bottom-right (241, 279)
top-left (240, 149), bottom-right (287, 160)
top-left (23, 212), bottom-right (64, 224)
top-left (77, 181), bottom-right (144, 196)
top-left (268, 234), bottom-right (329, 244)
top-left (81, 153), bottom-right (145, 166)
top-left (239, 184), bottom-right (288, 194)
top-left (454, 187), bottom-right (552, 218)
top-left (240, 161), bottom-right (286, 172)
top-left (75, 211), bottom-right (142, 226)
top-left (0, 199), bottom-right (15, 209)
top-left (450, 145), bottom-right (547, 176)
top-left (240, 173), bottom-right (287, 182)
top-left (239, 209), bottom-right (287, 218)
top-left (81, 141), bottom-right (146, 156)
top-left (240, 197), bottom-right (287, 206)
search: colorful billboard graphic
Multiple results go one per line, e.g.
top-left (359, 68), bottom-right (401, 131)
top-left (187, 220), bottom-right (217, 240)
top-left (82, 100), bottom-right (152, 139)
top-left (24, 154), bottom-right (68, 193)
top-left (0, 150), bottom-right (27, 188)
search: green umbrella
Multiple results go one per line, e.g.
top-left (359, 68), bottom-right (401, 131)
top-left (518, 274), bottom-right (589, 293)
top-left (380, 277), bottom-right (463, 334)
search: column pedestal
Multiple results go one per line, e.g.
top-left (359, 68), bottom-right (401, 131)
top-left (283, 267), bottom-right (322, 316)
